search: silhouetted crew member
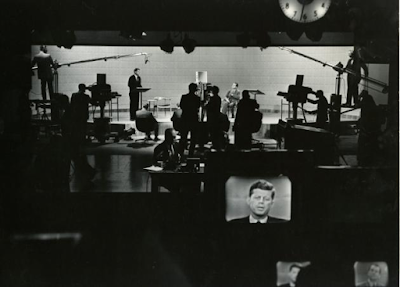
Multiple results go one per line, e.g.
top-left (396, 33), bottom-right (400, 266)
top-left (205, 86), bottom-right (222, 149)
top-left (69, 84), bottom-right (95, 181)
top-left (179, 83), bottom-right (201, 156)
top-left (153, 129), bottom-right (181, 192)
top-left (306, 90), bottom-right (329, 129)
top-left (136, 104), bottom-right (159, 141)
top-left (128, 68), bottom-right (142, 120)
top-left (357, 91), bottom-right (382, 166)
top-left (344, 46), bottom-right (369, 107)
top-left (32, 45), bottom-right (55, 100)
top-left (154, 128), bottom-right (181, 170)
top-left (233, 90), bottom-right (259, 149)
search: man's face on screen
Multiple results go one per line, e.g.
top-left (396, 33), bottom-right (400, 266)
top-left (288, 266), bottom-right (301, 283)
top-left (367, 265), bottom-right (381, 281)
top-left (247, 188), bottom-right (274, 218)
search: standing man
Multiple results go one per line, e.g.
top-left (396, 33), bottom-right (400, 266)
top-left (306, 90), bottom-right (329, 129)
top-left (32, 45), bottom-right (55, 100)
top-left (229, 180), bottom-right (287, 223)
top-left (205, 85), bottom-right (222, 149)
top-left (344, 46), bottom-right (369, 107)
top-left (128, 68), bottom-right (142, 120)
top-left (69, 84), bottom-right (96, 182)
top-left (179, 83), bottom-right (201, 157)
top-left (233, 90), bottom-right (259, 149)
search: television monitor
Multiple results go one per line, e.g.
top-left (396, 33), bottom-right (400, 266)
top-left (354, 261), bottom-right (389, 287)
top-left (204, 150), bottom-right (314, 225)
top-left (225, 175), bottom-right (291, 223)
top-left (276, 261), bottom-right (312, 287)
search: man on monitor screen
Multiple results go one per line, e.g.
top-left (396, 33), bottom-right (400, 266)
top-left (230, 180), bottom-right (287, 223)
top-left (357, 264), bottom-right (384, 287)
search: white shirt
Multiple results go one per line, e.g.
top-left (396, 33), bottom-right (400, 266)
top-left (249, 214), bottom-right (268, 223)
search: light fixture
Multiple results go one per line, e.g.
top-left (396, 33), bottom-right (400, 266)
top-left (160, 33), bottom-right (174, 54)
top-left (52, 29), bottom-right (76, 49)
top-left (182, 34), bottom-right (196, 54)
top-left (256, 32), bottom-right (271, 50)
top-left (236, 32), bottom-right (251, 48)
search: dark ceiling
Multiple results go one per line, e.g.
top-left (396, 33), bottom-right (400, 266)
top-left (3, 0), bottom-right (398, 33)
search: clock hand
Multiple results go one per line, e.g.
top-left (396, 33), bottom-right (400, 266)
top-left (299, 2), bottom-right (306, 22)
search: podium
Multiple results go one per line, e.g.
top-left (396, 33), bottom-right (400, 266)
top-left (247, 89), bottom-right (265, 101)
top-left (136, 87), bottom-right (151, 109)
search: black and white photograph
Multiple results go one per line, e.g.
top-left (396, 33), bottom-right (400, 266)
top-left (0, 0), bottom-right (398, 286)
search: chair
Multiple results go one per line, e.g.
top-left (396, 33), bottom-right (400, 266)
top-left (135, 114), bottom-right (156, 142)
top-left (155, 97), bottom-right (172, 117)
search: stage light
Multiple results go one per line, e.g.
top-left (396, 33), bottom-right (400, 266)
top-left (305, 25), bottom-right (323, 42)
top-left (160, 33), bottom-right (174, 54)
top-left (236, 32), bottom-right (251, 48)
top-left (182, 34), bottom-right (196, 54)
top-left (52, 29), bottom-right (76, 49)
top-left (256, 32), bottom-right (271, 50)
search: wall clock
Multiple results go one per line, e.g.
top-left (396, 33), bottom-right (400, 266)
top-left (279, 0), bottom-right (331, 23)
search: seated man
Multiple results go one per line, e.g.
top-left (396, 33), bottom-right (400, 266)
top-left (153, 128), bottom-right (181, 170)
top-left (229, 180), bottom-right (287, 223)
top-left (136, 104), bottom-right (159, 141)
top-left (153, 129), bottom-right (181, 192)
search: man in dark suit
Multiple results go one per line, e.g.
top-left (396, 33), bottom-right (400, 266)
top-left (230, 180), bottom-right (287, 223)
top-left (179, 83), bottom-right (201, 157)
top-left (32, 45), bottom-right (55, 100)
top-left (279, 264), bottom-right (302, 287)
top-left (233, 90), bottom-right (260, 149)
top-left (128, 68), bottom-right (142, 120)
top-left (205, 85), bottom-right (222, 150)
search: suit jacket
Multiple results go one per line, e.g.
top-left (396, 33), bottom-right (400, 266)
top-left (179, 92), bottom-right (201, 123)
top-left (128, 74), bottom-right (142, 94)
top-left (136, 109), bottom-right (156, 123)
top-left (225, 89), bottom-right (241, 103)
top-left (153, 141), bottom-right (180, 167)
top-left (229, 216), bottom-right (288, 223)
top-left (234, 98), bottom-right (259, 130)
top-left (32, 51), bottom-right (54, 80)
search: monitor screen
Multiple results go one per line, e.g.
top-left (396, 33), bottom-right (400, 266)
top-left (276, 261), bottom-right (312, 287)
top-left (354, 262), bottom-right (389, 287)
top-left (225, 175), bottom-right (291, 223)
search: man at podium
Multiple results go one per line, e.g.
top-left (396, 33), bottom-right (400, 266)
top-left (128, 68), bottom-right (142, 120)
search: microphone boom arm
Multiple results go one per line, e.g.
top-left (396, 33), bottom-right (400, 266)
top-left (279, 47), bottom-right (388, 93)
top-left (32, 52), bottom-right (150, 71)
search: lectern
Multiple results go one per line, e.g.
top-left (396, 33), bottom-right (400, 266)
top-left (247, 89), bottom-right (265, 101)
top-left (136, 88), bottom-right (151, 109)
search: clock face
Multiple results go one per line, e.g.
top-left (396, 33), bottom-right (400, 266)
top-left (279, 0), bottom-right (331, 23)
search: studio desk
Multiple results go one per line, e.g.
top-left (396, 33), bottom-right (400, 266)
top-left (146, 163), bottom-right (205, 193)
